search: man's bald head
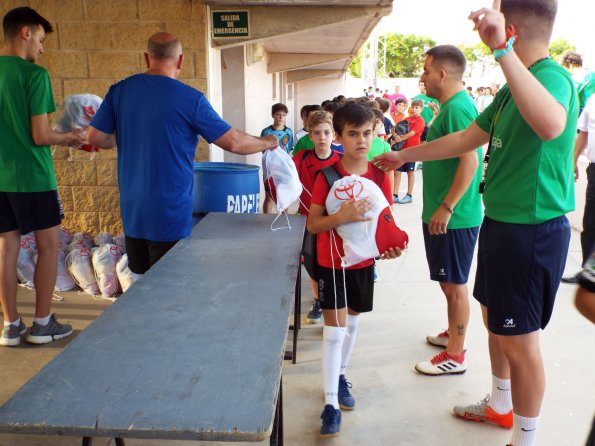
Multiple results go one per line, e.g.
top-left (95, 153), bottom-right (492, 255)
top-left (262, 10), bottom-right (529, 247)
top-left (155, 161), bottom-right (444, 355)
top-left (147, 32), bottom-right (182, 60)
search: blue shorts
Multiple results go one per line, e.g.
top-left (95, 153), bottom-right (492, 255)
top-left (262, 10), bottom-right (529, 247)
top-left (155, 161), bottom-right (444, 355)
top-left (397, 162), bottom-right (416, 172)
top-left (0, 191), bottom-right (63, 235)
top-left (473, 216), bottom-right (570, 335)
top-left (422, 223), bottom-right (479, 284)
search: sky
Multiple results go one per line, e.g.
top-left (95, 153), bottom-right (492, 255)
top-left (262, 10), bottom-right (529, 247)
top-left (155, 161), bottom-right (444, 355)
top-left (379, 0), bottom-right (595, 68)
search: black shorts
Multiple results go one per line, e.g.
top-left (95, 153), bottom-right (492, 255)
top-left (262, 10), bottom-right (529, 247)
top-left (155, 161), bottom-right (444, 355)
top-left (125, 235), bottom-right (178, 274)
top-left (317, 265), bottom-right (374, 313)
top-left (0, 191), bottom-right (63, 234)
top-left (473, 216), bottom-right (570, 335)
top-left (423, 223), bottom-right (479, 284)
top-left (397, 162), bottom-right (416, 172)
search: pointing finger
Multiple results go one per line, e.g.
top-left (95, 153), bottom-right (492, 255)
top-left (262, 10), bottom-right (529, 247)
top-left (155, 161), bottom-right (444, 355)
top-left (493, 0), bottom-right (501, 11)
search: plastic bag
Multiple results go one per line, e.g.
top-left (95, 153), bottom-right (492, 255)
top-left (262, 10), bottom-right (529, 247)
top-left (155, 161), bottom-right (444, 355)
top-left (262, 148), bottom-right (302, 213)
top-left (326, 175), bottom-right (408, 267)
top-left (71, 232), bottom-right (94, 249)
top-left (59, 227), bottom-right (72, 248)
top-left (92, 244), bottom-right (122, 297)
top-left (65, 246), bottom-right (100, 295)
top-left (115, 254), bottom-right (141, 292)
top-left (17, 235), bottom-right (37, 287)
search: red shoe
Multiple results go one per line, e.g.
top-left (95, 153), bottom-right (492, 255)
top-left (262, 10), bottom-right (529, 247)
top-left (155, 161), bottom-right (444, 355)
top-left (453, 394), bottom-right (513, 428)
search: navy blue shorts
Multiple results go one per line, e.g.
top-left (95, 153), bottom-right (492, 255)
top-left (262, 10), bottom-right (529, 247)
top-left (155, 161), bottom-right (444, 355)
top-left (317, 265), bottom-right (374, 313)
top-left (473, 216), bottom-right (570, 335)
top-left (397, 162), bottom-right (416, 172)
top-left (125, 235), bottom-right (178, 274)
top-left (0, 191), bottom-right (63, 235)
top-left (423, 223), bottom-right (479, 284)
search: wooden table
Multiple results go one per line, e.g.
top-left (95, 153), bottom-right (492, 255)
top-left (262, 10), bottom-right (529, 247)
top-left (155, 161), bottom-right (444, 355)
top-left (0, 213), bottom-right (305, 445)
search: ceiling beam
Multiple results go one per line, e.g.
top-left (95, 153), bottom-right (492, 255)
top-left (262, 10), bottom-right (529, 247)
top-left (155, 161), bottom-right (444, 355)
top-left (286, 69), bottom-right (343, 83)
top-left (267, 53), bottom-right (350, 73)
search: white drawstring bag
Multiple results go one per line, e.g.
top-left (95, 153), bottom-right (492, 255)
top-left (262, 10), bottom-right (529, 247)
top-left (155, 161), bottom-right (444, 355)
top-left (92, 244), bottom-right (122, 297)
top-left (262, 148), bottom-right (302, 213)
top-left (113, 234), bottom-right (126, 254)
top-left (326, 175), bottom-right (409, 267)
top-left (59, 227), bottom-right (72, 248)
top-left (71, 232), bottom-right (94, 249)
top-left (55, 249), bottom-right (76, 291)
top-left (116, 254), bottom-right (141, 292)
top-left (65, 246), bottom-right (100, 295)
top-left (94, 232), bottom-right (113, 246)
top-left (17, 235), bottom-right (37, 288)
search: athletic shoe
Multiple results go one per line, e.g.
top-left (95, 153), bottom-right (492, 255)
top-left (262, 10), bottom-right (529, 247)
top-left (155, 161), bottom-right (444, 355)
top-left (306, 300), bottom-right (322, 324)
top-left (26, 314), bottom-right (73, 345)
top-left (426, 329), bottom-right (449, 348)
top-left (415, 351), bottom-right (467, 375)
top-left (453, 394), bottom-right (513, 428)
top-left (319, 404), bottom-right (341, 438)
top-left (398, 195), bottom-right (412, 204)
top-left (338, 374), bottom-right (355, 410)
top-left (0, 320), bottom-right (27, 347)
top-left (561, 272), bottom-right (580, 284)
top-left (392, 194), bottom-right (400, 204)
top-left (373, 266), bottom-right (379, 282)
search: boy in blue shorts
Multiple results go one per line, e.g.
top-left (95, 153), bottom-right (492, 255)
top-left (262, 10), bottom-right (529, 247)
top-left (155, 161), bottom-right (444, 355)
top-left (374, 1), bottom-right (576, 444)
top-left (307, 103), bottom-right (402, 438)
top-left (261, 103), bottom-right (293, 213)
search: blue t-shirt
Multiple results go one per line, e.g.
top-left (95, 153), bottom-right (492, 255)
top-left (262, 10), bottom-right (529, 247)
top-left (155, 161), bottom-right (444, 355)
top-left (260, 125), bottom-right (293, 153)
top-left (91, 74), bottom-right (231, 241)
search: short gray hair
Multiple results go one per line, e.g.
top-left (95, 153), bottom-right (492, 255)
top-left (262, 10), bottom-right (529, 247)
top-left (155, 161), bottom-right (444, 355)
top-left (147, 36), bottom-right (182, 60)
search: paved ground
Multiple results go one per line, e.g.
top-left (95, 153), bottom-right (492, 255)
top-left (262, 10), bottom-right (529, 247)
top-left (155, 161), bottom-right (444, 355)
top-left (0, 169), bottom-right (593, 446)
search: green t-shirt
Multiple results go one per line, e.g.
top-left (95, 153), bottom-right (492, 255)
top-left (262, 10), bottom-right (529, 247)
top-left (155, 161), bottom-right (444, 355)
top-left (367, 137), bottom-right (390, 161)
top-left (423, 90), bottom-right (483, 229)
top-left (292, 134), bottom-right (315, 155)
top-left (475, 58), bottom-right (578, 224)
top-left (578, 71), bottom-right (595, 110)
top-left (413, 93), bottom-right (439, 126)
top-left (0, 56), bottom-right (57, 192)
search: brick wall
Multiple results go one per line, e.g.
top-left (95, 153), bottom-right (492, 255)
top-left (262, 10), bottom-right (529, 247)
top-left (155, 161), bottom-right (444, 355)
top-left (1, 0), bottom-right (211, 235)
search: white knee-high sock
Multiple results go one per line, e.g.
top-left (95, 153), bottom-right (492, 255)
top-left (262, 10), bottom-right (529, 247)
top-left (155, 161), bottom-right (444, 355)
top-left (509, 413), bottom-right (539, 446)
top-left (490, 374), bottom-right (513, 413)
top-left (340, 315), bottom-right (360, 376)
top-left (322, 325), bottom-right (346, 409)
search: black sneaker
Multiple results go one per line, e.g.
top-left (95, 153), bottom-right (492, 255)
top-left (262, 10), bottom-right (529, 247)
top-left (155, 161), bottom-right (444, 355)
top-left (26, 314), bottom-right (73, 344)
top-left (306, 300), bottom-right (322, 324)
top-left (319, 404), bottom-right (341, 438)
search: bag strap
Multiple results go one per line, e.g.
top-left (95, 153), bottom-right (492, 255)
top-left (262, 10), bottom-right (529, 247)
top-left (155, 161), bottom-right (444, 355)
top-left (320, 165), bottom-right (341, 188)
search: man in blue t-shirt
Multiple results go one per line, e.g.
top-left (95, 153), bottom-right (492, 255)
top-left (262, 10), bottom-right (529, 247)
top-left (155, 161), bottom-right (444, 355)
top-left (88, 32), bottom-right (277, 274)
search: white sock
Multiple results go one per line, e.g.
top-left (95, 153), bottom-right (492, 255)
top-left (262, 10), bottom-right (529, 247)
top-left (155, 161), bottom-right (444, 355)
top-left (322, 325), bottom-right (346, 409)
top-left (490, 374), bottom-right (513, 413)
top-left (509, 413), bottom-right (539, 446)
top-left (340, 315), bottom-right (360, 376)
top-left (4, 318), bottom-right (20, 327)
top-left (34, 315), bottom-right (51, 326)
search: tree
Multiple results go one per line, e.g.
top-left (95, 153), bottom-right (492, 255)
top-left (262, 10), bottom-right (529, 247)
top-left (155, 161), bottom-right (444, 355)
top-left (549, 38), bottom-right (576, 62)
top-left (349, 33), bottom-right (435, 79)
top-left (457, 42), bottom-right (497, 79)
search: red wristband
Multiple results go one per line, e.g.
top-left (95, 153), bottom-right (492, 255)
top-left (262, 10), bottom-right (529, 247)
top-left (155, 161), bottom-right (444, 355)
top-left (493, 30), bottom-right (516, 51)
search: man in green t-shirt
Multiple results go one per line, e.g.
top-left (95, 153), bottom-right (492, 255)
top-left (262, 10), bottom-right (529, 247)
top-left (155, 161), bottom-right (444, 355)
top-left (0, 7), bottom-right (84, 347)
top-left (412, 45), bottom-right (483, 378)
top-left (374, 1), bottom-right (577, 445)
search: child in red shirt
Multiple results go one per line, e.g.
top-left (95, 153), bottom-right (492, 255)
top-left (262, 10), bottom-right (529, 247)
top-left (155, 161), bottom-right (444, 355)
top-left (307, 103), bottom-right (403, 438)
top-left (392, 99), bottom-right (425, 204)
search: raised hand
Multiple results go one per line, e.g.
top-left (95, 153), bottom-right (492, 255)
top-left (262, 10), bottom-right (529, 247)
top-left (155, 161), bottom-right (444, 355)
top-left (468, 0), bottom-right (507, 51)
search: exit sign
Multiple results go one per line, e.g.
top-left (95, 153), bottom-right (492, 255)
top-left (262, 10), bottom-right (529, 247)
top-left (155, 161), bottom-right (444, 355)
top-left (212, 11), bottom-right (250, 38)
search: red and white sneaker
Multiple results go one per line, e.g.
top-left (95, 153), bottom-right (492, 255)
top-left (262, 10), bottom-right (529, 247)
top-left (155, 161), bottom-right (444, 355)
top-left (453, 394), bottom-right (513, 429)
top-left (426, 329), bottom-right (449, 348)
top-left (415, 351), bottom-right (467, 375)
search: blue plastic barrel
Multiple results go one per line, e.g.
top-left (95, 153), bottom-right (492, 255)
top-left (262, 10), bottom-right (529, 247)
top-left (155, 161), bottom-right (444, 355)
top-left (193, 162), bottom-right (260, 214)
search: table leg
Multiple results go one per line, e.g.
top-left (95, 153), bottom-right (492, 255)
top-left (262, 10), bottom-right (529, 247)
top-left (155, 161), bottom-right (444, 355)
top-left (270, 376), bottom-right (283, 446)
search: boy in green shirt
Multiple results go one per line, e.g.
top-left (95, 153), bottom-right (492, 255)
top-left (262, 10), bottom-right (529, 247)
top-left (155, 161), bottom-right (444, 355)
top-left (375, 1), bottom-right (577, 445)
top-left (0, 7), bottom-right (84, 347)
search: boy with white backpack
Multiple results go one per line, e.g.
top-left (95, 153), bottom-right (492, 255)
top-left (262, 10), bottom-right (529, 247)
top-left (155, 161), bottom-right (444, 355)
top-left (306, 103), bottom-right (404, 437)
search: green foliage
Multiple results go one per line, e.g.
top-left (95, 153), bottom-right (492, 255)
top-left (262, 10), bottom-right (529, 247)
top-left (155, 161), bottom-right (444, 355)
top-left (348, 33), bottom-right (436, 79)
top-left (549, 38), bottom-right (576, 61)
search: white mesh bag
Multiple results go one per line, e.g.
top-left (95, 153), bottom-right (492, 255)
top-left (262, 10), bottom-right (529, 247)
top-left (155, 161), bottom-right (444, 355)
top-left (92, 244), bottom-right (123, 297)
top-left (116, 254), bottom-right (141, 292)
top-left (65, 246), bottom-right (100, 295)
top-left (262, 148), bottom-right (302, 213)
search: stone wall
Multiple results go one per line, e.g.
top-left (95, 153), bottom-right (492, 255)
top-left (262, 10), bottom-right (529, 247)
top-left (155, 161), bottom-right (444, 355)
top-left (0, 0), bottom-right (211, 235)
